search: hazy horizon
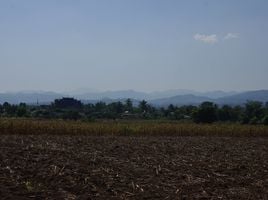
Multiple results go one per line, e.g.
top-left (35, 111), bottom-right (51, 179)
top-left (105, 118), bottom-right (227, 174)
top-left (1, 0), bottom-right (268, 92)
top-left (0, 87), bottom-right (261, 95)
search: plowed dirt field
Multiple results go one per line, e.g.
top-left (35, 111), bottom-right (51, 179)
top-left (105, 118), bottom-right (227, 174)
top-left (0, 135), bottom-right (267, 199)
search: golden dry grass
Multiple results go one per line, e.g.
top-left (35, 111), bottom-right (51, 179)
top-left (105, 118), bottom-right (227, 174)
top-left (0, 118), bottom-right (267, 137)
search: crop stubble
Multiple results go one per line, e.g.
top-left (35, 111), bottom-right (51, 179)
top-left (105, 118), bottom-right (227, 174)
top-left (0, 134), bottom-right (267, 199)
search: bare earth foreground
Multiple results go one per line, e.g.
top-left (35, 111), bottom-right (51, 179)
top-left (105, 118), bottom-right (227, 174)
top-left (0, 135), bottom-right (267, 199)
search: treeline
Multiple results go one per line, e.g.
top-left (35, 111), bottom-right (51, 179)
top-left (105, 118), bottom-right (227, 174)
top-left (0, 98), bottom-right (268, 125)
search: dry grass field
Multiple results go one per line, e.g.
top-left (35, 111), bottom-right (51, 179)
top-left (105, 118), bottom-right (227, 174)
top-left (1, 118), bottom-right (268, 137)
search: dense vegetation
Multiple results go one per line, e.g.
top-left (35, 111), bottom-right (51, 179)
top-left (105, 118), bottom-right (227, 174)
top-left (0, 98), bottom-right (268, 125)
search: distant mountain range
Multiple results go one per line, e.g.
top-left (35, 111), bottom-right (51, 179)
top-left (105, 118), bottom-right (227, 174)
top-left (71, 89), bottom-right (238, 100)
top-left (0, 92), bottom-right (62, 105)
top-left (149, 90), bottom-right (268, 106)
top-left (0, 89), bottom-right (268, 106)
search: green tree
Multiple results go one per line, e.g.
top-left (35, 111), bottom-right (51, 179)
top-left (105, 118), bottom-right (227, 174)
top-left (167, 104), bottom-right (176, 112)
top-left (262, 115), bottom-right (268, 125)
top-left (242, 101), bottom-right (264, 124)
top-left (265, 102), bottom-right (268, 114)
top-left (17, 103), bottom-right (27, 117)
top-left (108, 102), bottom-right (124, 114)
top-left (3, 102), bottom-right (17, 115)
top-left (3, 102), bottom-right (10, 112)
top-left (218, 105), bottom-right (239, 122)
top-left (95, 101), bottom-right (106, 112)
top-left (0, 104), bottom-right (3, 114)
top-left (139, 100), bottom-right (148, 112)
top-left (125, 98), bottom-right (133, 112)
top-left (192, 102), bottom-right (218, 123)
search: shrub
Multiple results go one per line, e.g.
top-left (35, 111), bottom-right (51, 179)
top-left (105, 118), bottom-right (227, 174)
top-left (249, 117), bottom-right (259, 125)
top-left (262, 115), bottom-right (268, 125)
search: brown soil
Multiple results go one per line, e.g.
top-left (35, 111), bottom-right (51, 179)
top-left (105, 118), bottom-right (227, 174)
top-left (0, 135), bottom-right (267, 199)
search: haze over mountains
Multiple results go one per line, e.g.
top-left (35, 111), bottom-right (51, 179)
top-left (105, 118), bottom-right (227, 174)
top-left (0, 89), bottom-right (268, 106)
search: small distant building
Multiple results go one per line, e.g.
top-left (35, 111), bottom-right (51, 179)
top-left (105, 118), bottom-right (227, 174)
top-left (54, 97), bottom-right (82, 109)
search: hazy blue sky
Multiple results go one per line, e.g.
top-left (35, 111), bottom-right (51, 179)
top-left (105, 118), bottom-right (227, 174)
top-left (0, 0), bottom-right (268, 92)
